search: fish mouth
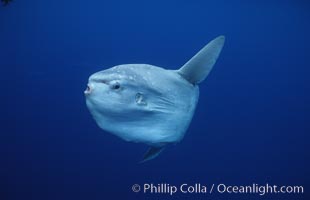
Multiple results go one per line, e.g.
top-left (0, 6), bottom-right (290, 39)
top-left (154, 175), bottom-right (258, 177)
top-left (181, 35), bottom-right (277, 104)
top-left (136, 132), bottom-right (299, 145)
top-left (84, 84), bottom-right (92, 95)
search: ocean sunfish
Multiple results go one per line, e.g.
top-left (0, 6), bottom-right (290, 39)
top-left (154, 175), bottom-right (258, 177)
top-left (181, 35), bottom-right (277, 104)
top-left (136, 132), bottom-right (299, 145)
top-left (84, 36), bottom-right (225, 162)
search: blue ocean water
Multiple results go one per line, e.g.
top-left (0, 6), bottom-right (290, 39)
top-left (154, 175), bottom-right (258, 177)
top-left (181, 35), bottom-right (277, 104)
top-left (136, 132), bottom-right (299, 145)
top-left (0, 0), bottom-right (309, 199)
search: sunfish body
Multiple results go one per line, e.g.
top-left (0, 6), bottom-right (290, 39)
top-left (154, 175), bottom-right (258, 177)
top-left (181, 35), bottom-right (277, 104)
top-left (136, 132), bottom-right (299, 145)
top-left (85, 36), bottom-right (225, 162)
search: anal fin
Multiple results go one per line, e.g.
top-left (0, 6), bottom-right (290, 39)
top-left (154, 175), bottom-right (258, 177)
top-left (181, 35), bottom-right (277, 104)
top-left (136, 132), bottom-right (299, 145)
top-left (140, 146), bottom-right (165, 163)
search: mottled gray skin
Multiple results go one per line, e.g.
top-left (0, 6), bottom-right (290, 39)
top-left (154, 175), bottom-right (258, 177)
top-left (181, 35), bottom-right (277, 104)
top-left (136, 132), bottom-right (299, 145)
top-left (85, 64), bottom-right (199, 147)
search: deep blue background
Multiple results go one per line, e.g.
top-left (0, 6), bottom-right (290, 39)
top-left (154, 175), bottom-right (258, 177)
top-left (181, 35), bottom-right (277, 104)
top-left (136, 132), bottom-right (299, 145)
top-left (0, 0), bottom-right (309, 199)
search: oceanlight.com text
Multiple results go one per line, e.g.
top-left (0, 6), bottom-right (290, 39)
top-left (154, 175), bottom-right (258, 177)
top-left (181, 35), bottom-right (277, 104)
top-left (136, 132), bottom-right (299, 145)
top-left (131, 183), bottom-right (304, 196)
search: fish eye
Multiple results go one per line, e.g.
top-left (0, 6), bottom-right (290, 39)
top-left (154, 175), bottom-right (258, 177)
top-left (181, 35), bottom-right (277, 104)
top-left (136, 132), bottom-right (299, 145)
top-left (111, 82), bottom-right (121, 90)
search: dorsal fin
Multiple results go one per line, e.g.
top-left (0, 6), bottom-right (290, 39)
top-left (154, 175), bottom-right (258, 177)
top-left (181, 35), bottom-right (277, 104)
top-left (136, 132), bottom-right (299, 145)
top-left (178, 35), bottom-right (225, 84)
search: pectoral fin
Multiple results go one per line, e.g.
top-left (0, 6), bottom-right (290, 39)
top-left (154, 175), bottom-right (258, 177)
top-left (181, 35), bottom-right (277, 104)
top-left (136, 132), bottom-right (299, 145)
top-left (140, 146), bottom-right (165, 163)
